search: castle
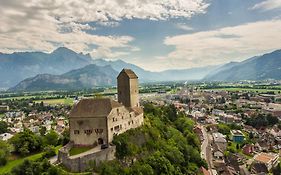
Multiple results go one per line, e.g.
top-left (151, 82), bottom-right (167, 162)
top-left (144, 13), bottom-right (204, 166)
top-left (58, 69), bottom-right (144, 172)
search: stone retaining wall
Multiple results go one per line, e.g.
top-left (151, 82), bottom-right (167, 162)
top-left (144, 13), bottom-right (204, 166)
top-left (58, 143), bottom-right (116, 172)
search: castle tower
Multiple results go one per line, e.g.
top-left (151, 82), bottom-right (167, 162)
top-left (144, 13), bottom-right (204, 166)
top-left (117, 69), bottom-right (139, 108)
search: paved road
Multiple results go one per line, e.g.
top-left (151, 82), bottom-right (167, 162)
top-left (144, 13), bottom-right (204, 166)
top-left (201, 126), bottom-right (208, 160)
top-left (200, 125), bottom-right (214, 175)
top-left (49, 155), bottom-right (58, 164)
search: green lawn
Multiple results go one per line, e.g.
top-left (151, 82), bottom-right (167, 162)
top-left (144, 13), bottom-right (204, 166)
top-left (34, 98), bottom-right (74, 105)
top-left (0, 152), bottom-right (43, 174)
top-left (69, 147), bottom-right (92, 156)
top-left (0, 145), bottom-right (62, 174)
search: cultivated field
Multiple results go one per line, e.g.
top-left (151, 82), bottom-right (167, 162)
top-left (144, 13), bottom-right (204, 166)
top-left (34, 98), bottom-right (74, 105)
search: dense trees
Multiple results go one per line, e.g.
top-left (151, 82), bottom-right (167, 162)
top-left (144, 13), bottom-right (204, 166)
top-left (217, 123), bottom-right (242, 135)
top-left (272, 162), bottom-right (281, 175)
top-left (9, 128), bottom-right (61, 157)
top-left (245, 113), bottom-right (278, 128)
top-left (9, 129), bottom-right (42, 156)
top-left (39, 126), bottom-right (47, 136)
top-left (0, 140), bottom-right (11, 166)
top-left (97, 103), bottom-right (207, 175)
top-left (44, 130), bottom-right (59, 146)
top-left (0, 121), bottom-right (8, 134)
top-left (9, 159), bottom-right (63, 175)
top-left (42, 146), bottom-right (56, 158)
top-left (60, 129), bottom-right (70, 146)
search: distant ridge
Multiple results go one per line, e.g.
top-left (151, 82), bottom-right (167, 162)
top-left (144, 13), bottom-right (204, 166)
top-left (5, 47), bottom-right (281, 91)
top-left (0, 47), bottom-right (93, 88)
top-left (204, 50), bottom-right (281, 81)
top-left (0, 47), bottom-right (220, 90)
top-left (9, 64), bottom-right (118, 91)
top-left (92, 59), bottom-right (219, 82)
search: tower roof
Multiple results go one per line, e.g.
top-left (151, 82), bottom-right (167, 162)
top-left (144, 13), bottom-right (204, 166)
top-left (69, 98), bottom-right (122, 118)
top-left (118, 69), bottom-right (138, 79)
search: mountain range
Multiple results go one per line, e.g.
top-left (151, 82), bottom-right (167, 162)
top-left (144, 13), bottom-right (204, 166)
top-left (204, 50), bottom-right (281, 81)
top-left (1, 47), bottom-right (217, 90)
top-left (2, 48), bottom-right (281, 91)
top-left (9, 62), bottom-right (217, 91)
top-left (9, 65), bottom-right (118, 91)
top-left (0, 47), bottom-right (93, 88)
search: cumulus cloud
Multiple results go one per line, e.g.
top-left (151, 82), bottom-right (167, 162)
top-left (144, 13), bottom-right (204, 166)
top-left (251, 0), bottom-right (281, 11)
top-left (0, 0), bottom-right (208, 57)
top-left (163, 20), bottom-right (281, 69)
top-left (176, 23), bottom-right (194, 31)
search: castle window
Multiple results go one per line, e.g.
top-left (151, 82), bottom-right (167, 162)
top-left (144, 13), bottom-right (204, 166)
top-left (114, 125), bottom-right (120, 131)
top-left (117, 108), bottom-right (119, 115)
top-left (74, 130), bottom-right (79, 134)
top-left (95, 129), bottom-right (103, 134)
top-left (111, 128), bottom-right (113, 132)
top-left (84, 129), bottom-right (92, 135)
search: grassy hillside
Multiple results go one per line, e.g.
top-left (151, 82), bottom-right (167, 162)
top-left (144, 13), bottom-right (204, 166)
top-left (94, 103), bottom-right (207, 175)
top-left (0, 146), bottom-right (61, 174)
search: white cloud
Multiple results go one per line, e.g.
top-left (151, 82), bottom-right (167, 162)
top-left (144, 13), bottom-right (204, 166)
top-left (176, 23), bottom-right (194, 31)
top-left (0, 0), bottom-right (208, 57)
top-left (163, 20), bottom-right (281, 69)
top-left (97, 21), bottom-right (120, 28)
top-left (251, 0), bottom-right (281, 11)
top-left (91, 47), bottom-right (130, 59)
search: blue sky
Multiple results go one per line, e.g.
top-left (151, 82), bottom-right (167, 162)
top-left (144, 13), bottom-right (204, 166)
top-left (0, 0), bottom-right (281, 71)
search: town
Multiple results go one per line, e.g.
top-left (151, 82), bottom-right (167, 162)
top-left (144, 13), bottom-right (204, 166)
top-left (0, 80), bottom-right (281, 174)
top-left (149, 83), bottom-right (281, 175)
top-left (1, 0), bottom-right (281, 174)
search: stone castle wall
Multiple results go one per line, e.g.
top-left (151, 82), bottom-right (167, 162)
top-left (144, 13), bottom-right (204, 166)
top-left (58, 144), bottom-right (116, 172)
top-left (70, 117), bottom-right (108, 146)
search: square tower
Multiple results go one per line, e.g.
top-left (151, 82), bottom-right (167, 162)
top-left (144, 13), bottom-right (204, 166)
top-left (117, 69), bottom-right (139, 108)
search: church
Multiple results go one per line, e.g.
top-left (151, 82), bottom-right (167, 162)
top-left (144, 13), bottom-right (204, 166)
top-left (69, 69), bottom-right (144, 147)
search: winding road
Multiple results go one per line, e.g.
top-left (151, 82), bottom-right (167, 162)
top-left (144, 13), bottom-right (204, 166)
top-left (200, 125), bottom-right (214, 175)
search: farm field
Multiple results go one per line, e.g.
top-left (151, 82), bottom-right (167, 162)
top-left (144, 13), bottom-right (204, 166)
top-left (0, 95), bottom-right (38, 100)
top-left (0, 94), bottom-right (60, 100)
top-left (34, 98), bottom-right (74, 105)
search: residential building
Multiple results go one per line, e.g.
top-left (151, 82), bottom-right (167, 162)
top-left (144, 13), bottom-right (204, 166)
top-left (0, 133), bottom-right (13, 141)
top-left (213, 132), bottom-right (227, 152)
top-left (230, 130), bottom-right (244, 143)
top-left (253, 152), bottom-right (279, 171)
